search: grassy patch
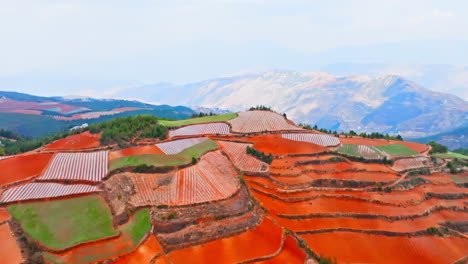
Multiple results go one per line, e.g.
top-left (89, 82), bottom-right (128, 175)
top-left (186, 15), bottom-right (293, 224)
top-left (374, 144), bottom-right (419, 156)
top-left (336, 144), bottom-right (385, 159)
top-left (451, 176), bottom-right (468, 184)
top-left (433, 151), bottom-right (468, 159)
top-left (8, 195), bottom-right (117, 250)
top-left (158, 113), bottom-right (237, 127)
top-left (43, 208), bottom-right (152, 264)
top-left (110, 139), bottom-right (218, 170)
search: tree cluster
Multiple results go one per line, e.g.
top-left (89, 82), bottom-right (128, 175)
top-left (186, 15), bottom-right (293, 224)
top-left (300, 124), bottom-right (403, 141)
top-left (246, 146), bottom-right (273, 164)
top-left (248, 105), bottom-right (272, 111)
top-left (428, 141), bottom-right (448, 154)
top-left (191, 112), bottom-right (217, 118)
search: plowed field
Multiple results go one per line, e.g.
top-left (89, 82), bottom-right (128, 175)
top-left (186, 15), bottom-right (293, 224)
top-left (43, 131), bottom-right (100, 150)
top-left (228, 111), bottom-right (301, 133)
top-left (109, 145), bottom-right (164, 160)
top-left (0, 153), bottom-right (53, 187)
top-left (0, 223), bottom-right (24, 264)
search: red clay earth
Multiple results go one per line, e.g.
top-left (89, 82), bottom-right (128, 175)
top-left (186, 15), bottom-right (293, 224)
top-left (270, 171), bottom-right (398, 184)
top-left (0, 223), bottom-right (24, 264)
top-left (255, 234), bottom-right (307, 264)
top-left (339, 137), bottom-right (428, 153)
top-left (276, 210), bottom-right (468, 233)
top-left (167, 217), bottom-right (283, 264)
top-left (211, 134), bottom-right (328, 155)
top-left (0, 209), bottom-right (10, 223)
top-left (112, 235), bottom-right (163, 264)
top-left (301, 232), bottom-right (468, 264)
top-left (43, 131), bottom-right (100, 150)
top-left (109, 145), bottom-right (164, 160)
top-left (0, 153), bottom-right (53, 187)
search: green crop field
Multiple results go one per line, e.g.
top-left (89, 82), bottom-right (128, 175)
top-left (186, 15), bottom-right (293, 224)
top-left (8, 195), bottom-right (118, 250)
top-left (336, 144), bottom-right (385, 159)
top-left (374, 144), bottom-right (419, 156)
top-left (433, 152), bottom-right (468, 159)
top-left (110, 138), bottom-right (219, 170)
top-left (158, 113), bottom-right (237, 127)
top-left (43, 208), bottom-right (152, 264)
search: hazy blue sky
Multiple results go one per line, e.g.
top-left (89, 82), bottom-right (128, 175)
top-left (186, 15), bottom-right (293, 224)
top-left (1, 0), bottom-right (468, 98)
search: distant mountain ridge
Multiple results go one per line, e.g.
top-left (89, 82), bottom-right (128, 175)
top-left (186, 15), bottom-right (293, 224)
top-left (120, 71), bottom-right (466, 138)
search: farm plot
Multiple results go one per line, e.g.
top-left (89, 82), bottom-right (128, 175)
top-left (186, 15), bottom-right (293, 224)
top-left (255, 235), bottom-right (307, 264)
top-left (392, 157), bottom-right (428, 171)
top-left (8, 195), bottom-right (117, 250)
top-left (156, 137), bottom-right (209, 154)
top-left (301, 232), bottom-right (468, 264)
top-left (282, 133), bottom-right (340, 147)
top-left (167, 217), bottom-right (283, 264)
top-left (159, 113), bottom-right (237, 127)
top-left (0, 153), bottom-right (53, 187)
top-left (0, 209), bottom-right (9, 223)
top-left (110, 139), bottom-right (218, 170)
top-left (43, 131), bottom-right (100, 150)
top-left (130, 151), bottom-right (239, 206)
top-left (228, 111), bottom-right (302, 133)
top-left (271, 171), bottom-right (397, 185)
top-left (168, 123), bottom-right (230, 138)
top-left (44, 208), bottom-right (152, 264)
top-left (214, 134), bottom-right (328, 155)
top-left (374, 144), bottom-right (420, 156)
top-left (109, 145), bottom-right (164, 160)
top-left (112, 235), bottom-right (163, 264)
top-left (0, 223), bottom-right (24, 264)
top-left (39, 151), bottom-right (108, 182)
top-left (336, 144), bottom-right (386, 159)
top-left (217, 140), bottom-right (269, 174)
top-left (0, 182), bottom-right (100, 203)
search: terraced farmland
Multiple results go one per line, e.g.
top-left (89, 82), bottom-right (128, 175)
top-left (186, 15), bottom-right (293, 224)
top-left (228, 111), bottom-right (302, 133)
top-left (156, 137), bottom-right (209, 154)
top-left (110, 138), bottom-right (218, 170)
top-left (374, 144), bottom-right (420, 156)
top-left (282, 133), bottom-right (340, 147)
top-left (0, 223), bottom-right (24, 264)
top-left (392, 157), bottom-right (428, 172)
top-left (43, 131), bottom-right (100, 150)
top-left (129, 151), bottom-right (239, 206)
top-left (39, 151), bottom-right (108, 182)
top-left (159, 113), bottom-right (237, 127)
top-left (0, 153), bottom-right (53, 187)
top-left (337, 144), bottom-right (386, 159)
top-left (8, 195), bottom-right (117, 250)
top-left (217, 140), bottom-right (269, 174)
top-left (168, 123), bottom-right (230, 137)
top-left (0, 182), bottom-right (100, 203)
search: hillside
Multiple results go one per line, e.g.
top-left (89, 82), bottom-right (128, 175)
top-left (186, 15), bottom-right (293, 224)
top-left (0, 110), bottom-right (466, 264)
top-left (411, 125), bottom-right (468, 150)
top-left (113, 71), bottom-right (467, 138)
top-left (0, 91), bottom-right (195, 137)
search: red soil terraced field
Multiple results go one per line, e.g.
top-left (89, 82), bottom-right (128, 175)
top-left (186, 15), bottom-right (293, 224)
top-left (392, 157), bottom-right (428, 171)
top-left (301, 232), bottom-right (468, 264)
top-left (271, 171), bottom-right (398, 185)
top-left (282, 133), bottom-right (340, 147)
top-left (112, 235), bottom-right (163, 264)
top-left (0, 223), bottom-right (24, 264)
top-left (0, 153), bottom-right (53, 187)
top-left (255, 234), bottom-right (307, 264)
top-left (43, 131), bottom-right (100, 150)
top-left (339, 136), bottom-right (428, 153)
top-left (130, 151), bottom-right (239, 206)
top-left (39, 151), bottom-right (108, 182)
top-left (212, 134), bottom-right (328, 156)
top-left (0, 209), bottom-right (9, 223)
top-left (109, 145), bottom-right (164, 160)
top-left (227, 111), bottom-right (302, 133)
top-left (276, 210), bottom-right (468, 233)
top-left (217, 140), bottom-right (269, 174)
top-left (251, 191), bottom-right (466, 217)
top-left (167, 217), bottom-right (283, 264)
top-left (0, 182), bottom-right (100, 203)
top-left (169, 123), bottom-right (230, 138)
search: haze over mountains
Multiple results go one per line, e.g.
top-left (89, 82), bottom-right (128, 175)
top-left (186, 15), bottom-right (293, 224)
top-left (109, 71), bottom-right (468, 138)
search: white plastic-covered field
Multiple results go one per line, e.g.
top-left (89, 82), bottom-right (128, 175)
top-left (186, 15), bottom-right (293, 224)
top-left (156, 137), bottom-right (209, 154)
top-left (39, 151), bottom-right (108, 182)
top-left (392, 157), bottom-right (428, 172)
top-left (217, 141), bottom-right (269, 174)
top-left (282, 133), bottom-right (340, 147)
top-left (169, 123), bottom-right (230, 138)
top-left (0, 182), bottom-right (99, 203)
top-left (228, 111), bottom-right (302, 133)
top-left (130, 151), bottom-right (239, 206)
